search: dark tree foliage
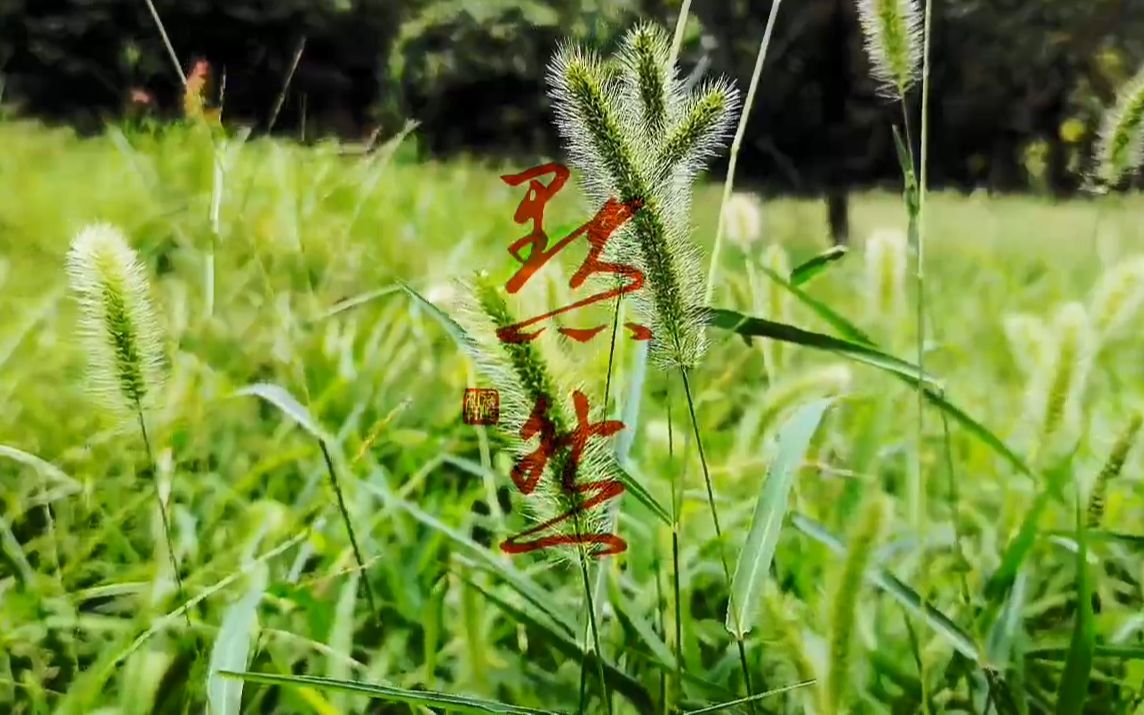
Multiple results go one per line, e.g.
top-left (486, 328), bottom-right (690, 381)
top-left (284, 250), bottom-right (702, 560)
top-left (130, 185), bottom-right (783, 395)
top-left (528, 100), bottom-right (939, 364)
top-left (1, 0), bottom-right (1143, 194)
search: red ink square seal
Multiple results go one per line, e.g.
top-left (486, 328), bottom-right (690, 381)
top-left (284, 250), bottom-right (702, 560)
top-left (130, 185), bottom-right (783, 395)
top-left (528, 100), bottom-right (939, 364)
top-left (462, 388), bottom-right (500, 425)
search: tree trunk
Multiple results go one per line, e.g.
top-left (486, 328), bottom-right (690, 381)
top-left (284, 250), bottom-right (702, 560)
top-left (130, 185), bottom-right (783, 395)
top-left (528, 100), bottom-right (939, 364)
top-left (823, 0), bottom-right (850, 245)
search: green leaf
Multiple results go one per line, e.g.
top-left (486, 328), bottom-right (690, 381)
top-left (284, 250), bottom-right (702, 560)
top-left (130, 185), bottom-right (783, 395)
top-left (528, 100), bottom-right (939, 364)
top-left (1055, 499), bottom-right (1095, 714)
top-left (461, 577), bottom-right (654, 712)
top-left (726, 399), bottom-right (832, 637)
top-left (986, 459), bottom-right (1071, 602)
top-left (312, 284), bottom-right (402, 322)
top-left (207, 564), bottom-right (268, 715)
top-left (705, 308), bottom-right (938, 387)
top-left (755, 264), bottom-right (1037, 481)
top-left (220, 672), bottom-right (554, 714)
top-left (791, 514), bottom-right (980, 661)
top-left (790, 245), bottom-right (847, 286)
top-left (367, 482), bottom-right (578, 637)
top-left (399, 280), bottom-right (477, 352)
top-left (614, 461), bottom-right (673, 526)
top-left (235, 383), bottom-right (332, 444)
top-left (1028, 645), bottom-right (1144, 661)
top-left (683, 679), bottom-right (817, 714)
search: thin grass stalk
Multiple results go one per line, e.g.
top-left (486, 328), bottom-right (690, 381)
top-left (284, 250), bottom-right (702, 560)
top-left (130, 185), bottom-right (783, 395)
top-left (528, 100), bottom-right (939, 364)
top-left (137, 409), bottom-right (192, 633)
top-left (666, 378), bottom-right (683, 709)
top-left (704, 0), bottom-right (784, 303)
top-left (142, 0), bottom-right (186, 85)
top-left (679, 368), bottom-right (754, 703)
top-left (317, 440), bottom-right (379, 623)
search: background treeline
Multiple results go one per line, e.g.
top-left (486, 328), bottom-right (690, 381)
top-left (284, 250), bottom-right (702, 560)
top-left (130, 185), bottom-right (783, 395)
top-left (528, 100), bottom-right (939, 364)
top-left (2, 0), bottom-right (1144, 196)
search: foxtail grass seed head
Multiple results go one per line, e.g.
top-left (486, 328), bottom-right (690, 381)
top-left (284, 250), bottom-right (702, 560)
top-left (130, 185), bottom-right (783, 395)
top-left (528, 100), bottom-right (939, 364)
top-left (1027, 302), bottom-right (1094, 450)
top-left (822, 492), bottom-right (888, 715)
top-left (1086, 413), bottom-right (1142, 529)
top-left (723, 192), bottom-right (764, 248)
top-left (1088, 255), bottom-right (1144, 342)
top-left (1093, 64), bottom-right (1144, 189)
top-left (455, 273), bottom-right (617, 563)
top-left (864, 228), bottom-right (908, 324)
top-left (855, 0), bottom-right (923, 99)
top-left (546, 23), bottom-right (739, 370)
top-left (66, 223), bottom-right (167, 423)
top-left (1002, 312), bottom-right (1050, 376)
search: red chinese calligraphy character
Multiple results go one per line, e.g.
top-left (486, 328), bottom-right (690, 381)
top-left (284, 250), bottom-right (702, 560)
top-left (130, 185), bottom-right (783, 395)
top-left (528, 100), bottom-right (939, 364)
top-left (497, 163), bottom-right (653, 345)
top-left (500, 390), bottom-right (628, 557)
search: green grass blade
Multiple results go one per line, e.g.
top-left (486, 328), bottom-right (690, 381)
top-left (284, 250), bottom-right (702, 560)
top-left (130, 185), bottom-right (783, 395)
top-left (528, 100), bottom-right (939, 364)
top-left (462, 577), bottom-right (654, 712)
top-left (370, 484), bottom-right (578, 637)
top-left (220, 671), bottom-right (556, 714)
top-left (791, 514), bottom-right (979, 661)
top-left (235, 382), bottom-right (333, 444)
top-left (1054, 499), bottom-right (1095, 714)
top-left (790, 245), bottom-right (847, 287)
top-left (755, 264), bottom-right (1037, 480)
top-left (400, 280), bottom-right (477, 352)
top-left (726, 399), bottom-right (832, 637)
top-left (1028, 645), bottom-right (1144, 661)
top-left (313, 283), bottom-right (402, 321)
top-left (705, 308), bottom-right (937, 387)
top-left (683, 679), bottom-right (817, 714)
top-left (207, 564), bottom-right (268, 715)
top-left (615, 461), bottom-right (672, 526)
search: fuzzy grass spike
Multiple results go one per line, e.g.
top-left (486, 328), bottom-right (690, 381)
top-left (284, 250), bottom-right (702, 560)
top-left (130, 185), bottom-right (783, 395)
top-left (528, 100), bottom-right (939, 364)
top-left (855, 0), bottom-right (923, 99)
top-left (547, 24), bottom-right (739, 370)
top-left (66, 224), bottom-right (167, 424)
top-left (1093, 64), bottom-right (1144, 188)
top-left (822, 492), bottom-right (888, 715)
top-left (1087, 413), bottom-right (1142, 529)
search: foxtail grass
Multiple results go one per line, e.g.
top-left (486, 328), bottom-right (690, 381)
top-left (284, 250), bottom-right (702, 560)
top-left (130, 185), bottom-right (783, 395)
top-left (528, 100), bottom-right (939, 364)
top-left (864, 228), bottom-right (908, 334)
top-left (1086, 413), bottom-right (1142, 529)
top-left (65, 223), bottom-right (190, 631)
top-left (547, 19), bottom-right (760, 704)
top-left (821, 492), bottom-right (888, 715)
top-left (456, 273), bottom-right (617, 712)
top-left (1092, 63), bottom-right (1144, 189)
top-left (1088, 255), bottom-right (1144, 344)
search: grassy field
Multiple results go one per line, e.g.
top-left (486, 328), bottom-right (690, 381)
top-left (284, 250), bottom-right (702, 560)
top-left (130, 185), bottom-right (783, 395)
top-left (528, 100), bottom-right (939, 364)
top-left (4, 115), bottom-right (1144, 714)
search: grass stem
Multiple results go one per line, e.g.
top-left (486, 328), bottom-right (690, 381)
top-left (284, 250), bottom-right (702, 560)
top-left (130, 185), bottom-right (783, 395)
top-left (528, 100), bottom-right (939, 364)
top-left (317, 439), bottom-right (380, 624)
top-left (678, 367), bottom-right (754, 708)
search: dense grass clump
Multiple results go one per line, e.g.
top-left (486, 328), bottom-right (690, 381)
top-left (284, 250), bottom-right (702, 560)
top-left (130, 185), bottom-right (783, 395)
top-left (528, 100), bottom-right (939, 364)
top-left (6, 60), bottom-right (1144, 713)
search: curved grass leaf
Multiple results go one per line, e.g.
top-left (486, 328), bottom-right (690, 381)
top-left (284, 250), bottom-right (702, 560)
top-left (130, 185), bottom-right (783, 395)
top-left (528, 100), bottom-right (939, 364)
top-left (791, 513), bottom-right (980, 661)
top-left (753, 264), bottom-right (1036, 481)
top-left (220, 671), bottom-right (556, 714)
top-left (1055, 501), bottom-right (1095, 715)
top-left (705, 308), bottom-right (938, 388)
top-left (0, 444), bottom-right (81, 497)
top-left (313, 284), bottom-right (402, 322)
top-left (461, 576), bottom-right (654, 712)
top-left (400, 280), bottom-right (477, 351)
top-left (726, 398), bottom-right (832, 637)
top-left (790, 245), bottom-right (847, 287)
top-left (207, 564), bottom-right (268, 715)
top-left (235, 383), bottom-right (332, 444)
top-left (683, 679), bottom-right (817, 714)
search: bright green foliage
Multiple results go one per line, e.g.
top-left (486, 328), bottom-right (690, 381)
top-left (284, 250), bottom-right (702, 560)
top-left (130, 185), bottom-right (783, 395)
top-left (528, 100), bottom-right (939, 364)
top-left (6, 118), bottom-right (1144, 713)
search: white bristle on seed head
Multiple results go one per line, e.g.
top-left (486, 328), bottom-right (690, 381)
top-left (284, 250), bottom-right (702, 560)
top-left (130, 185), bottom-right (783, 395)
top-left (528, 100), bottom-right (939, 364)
top-left (1001, 312), bottom-right (1050, 376)
top-left (1088, 255), bottom-right (1144, 342)
top-left (1093, 64), bottom-right (1144, 189)
top-left (856, 0), bottom-right (923, 99)
top-left (66, 223), bottom-right (167, 421)
top-left (864, 228), bottom-right (908, 321)
top-left (723, 192), bottom-right (764, 248)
